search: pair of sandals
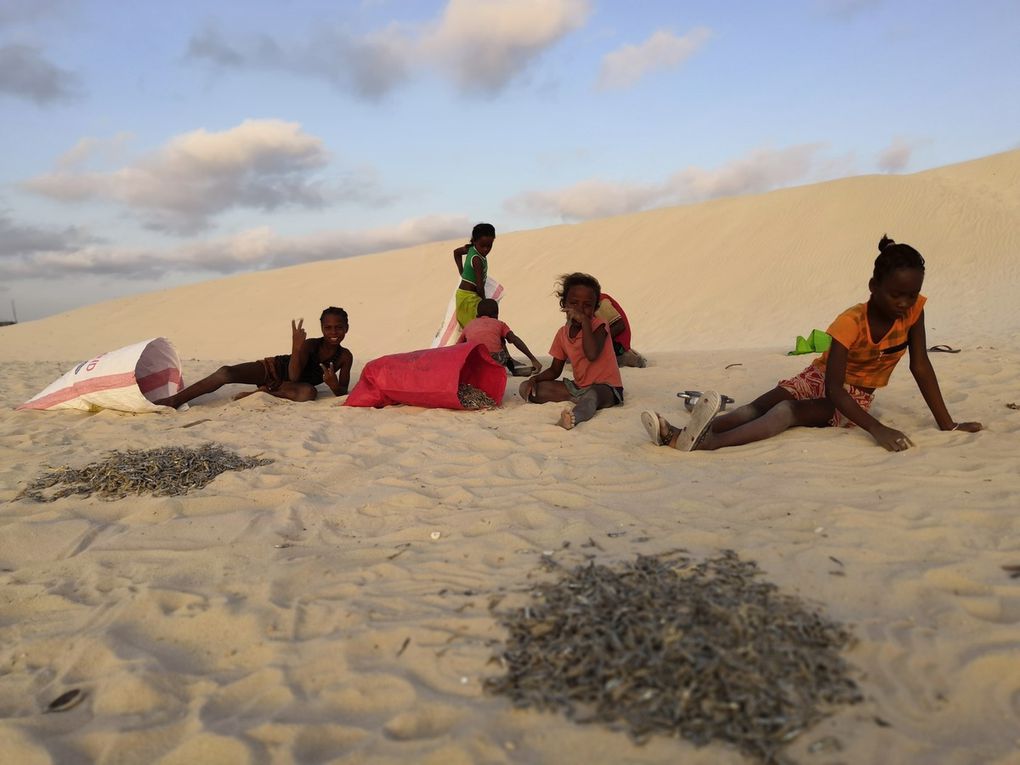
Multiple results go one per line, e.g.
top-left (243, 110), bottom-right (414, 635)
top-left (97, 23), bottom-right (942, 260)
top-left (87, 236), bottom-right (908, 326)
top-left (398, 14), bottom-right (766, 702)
top-left (641, 390), bottom-right (723, 452)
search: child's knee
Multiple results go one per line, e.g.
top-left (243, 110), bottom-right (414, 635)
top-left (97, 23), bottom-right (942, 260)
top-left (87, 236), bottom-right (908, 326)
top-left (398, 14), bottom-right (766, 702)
top-left (294, 386), bottom-right (317, 402)
top-left (771, 399), bottom-right (798, 426)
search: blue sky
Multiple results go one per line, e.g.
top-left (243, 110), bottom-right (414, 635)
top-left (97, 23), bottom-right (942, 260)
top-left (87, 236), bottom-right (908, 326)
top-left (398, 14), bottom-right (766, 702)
top-left (2, 0), bottom-right (1018, 321)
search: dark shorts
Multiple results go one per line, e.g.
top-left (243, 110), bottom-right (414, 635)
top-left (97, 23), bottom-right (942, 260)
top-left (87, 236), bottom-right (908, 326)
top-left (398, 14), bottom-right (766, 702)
top-left (563, 379), bottom-right (624, 405)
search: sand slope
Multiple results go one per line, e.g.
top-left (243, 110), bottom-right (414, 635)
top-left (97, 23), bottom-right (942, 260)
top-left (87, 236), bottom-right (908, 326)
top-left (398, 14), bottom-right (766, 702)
top-left (1, 151), bottom-right (1019, 763)
top-left (2, 150), bottom-right (1018, 364)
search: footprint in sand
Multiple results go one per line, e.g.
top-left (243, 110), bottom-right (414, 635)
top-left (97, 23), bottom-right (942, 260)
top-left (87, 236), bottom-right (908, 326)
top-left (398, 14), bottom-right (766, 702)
top-left (383, 704), bottom-right (463, 740)
top-left (923, 567), bottom-right (1020, 624)
top-left (529, 488), bottom-right (590, 509)
top-left (503, 452), bottom-right (543, 480)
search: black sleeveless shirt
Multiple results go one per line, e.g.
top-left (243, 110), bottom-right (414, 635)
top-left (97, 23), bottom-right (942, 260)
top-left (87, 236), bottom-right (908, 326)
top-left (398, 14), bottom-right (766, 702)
top-left (272, 339), bottom-right (344, 385)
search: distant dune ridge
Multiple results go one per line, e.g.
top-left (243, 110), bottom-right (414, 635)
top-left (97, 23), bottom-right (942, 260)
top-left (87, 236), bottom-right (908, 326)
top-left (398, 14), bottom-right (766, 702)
top-left (2, 149), bottom-right (1018, 364)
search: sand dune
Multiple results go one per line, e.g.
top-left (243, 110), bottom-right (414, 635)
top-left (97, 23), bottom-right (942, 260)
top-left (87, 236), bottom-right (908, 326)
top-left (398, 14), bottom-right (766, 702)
top-left (2, 149), bottom-right (1018, 363)
top-left (1, 151), bottom-right (1019, 763)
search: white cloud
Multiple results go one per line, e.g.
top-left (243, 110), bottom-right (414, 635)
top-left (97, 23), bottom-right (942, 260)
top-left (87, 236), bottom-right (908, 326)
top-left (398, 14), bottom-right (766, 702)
top-left (178, 214), bottom-right (470, 272)
top-left (421, 0), bottom-right (590, 93)
top-left (24, 119), bottom-right (334, 234)
top-left (668, 144), bottom-right (822, 200)
top-left (0, 213), bottom-right (469, 281)
top-left (54, 132), bottom-right (134, 170)
top-left (187, 0), bottom-right (590, 98)
top-left (876, 137), bottom-right (913, 172)
top-left (0, 43), bottom-right (79, 104)
top-left (506, 179), bottom-right (664, 221)
top-left (598, 27), bottom-right (711, 90)
top-left (505, 144), bottom-right (827, 221)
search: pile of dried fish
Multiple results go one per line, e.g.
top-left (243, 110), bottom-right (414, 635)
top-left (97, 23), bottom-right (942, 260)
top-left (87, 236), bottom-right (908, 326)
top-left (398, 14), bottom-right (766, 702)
top-left (457, 383), bottom-right (497, 409)
top-left (17, 443), bottom-right (273, 502)
top-left (485, 551), bottom-right (861, 762)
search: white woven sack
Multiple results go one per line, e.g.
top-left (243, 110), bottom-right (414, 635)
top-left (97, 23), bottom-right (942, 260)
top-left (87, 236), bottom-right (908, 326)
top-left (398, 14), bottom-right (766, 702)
top-left (18, 337), bottom-right (184, 413)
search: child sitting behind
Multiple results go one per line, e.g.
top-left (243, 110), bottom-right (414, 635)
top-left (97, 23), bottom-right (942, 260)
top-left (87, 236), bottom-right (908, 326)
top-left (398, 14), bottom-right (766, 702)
top-left (460, 299), bottom-right (541, 376)
top-left (519, 273), bottom-right (623, 430)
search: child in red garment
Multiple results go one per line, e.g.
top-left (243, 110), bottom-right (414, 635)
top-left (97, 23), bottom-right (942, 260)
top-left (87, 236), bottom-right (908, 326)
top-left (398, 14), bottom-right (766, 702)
top-left (519, 273), bottom-right (623, 430)
top-left (460, 299), bottom-right (541, 375)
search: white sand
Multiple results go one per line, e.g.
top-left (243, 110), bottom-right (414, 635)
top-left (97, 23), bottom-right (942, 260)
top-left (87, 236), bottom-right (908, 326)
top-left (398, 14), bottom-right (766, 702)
top-left (1, 151), bottom-right (1018, 763)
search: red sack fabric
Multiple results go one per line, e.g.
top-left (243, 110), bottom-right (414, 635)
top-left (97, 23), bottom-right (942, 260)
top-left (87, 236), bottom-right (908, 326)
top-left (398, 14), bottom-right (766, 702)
top-left (344, 342), bottom-right (507, 410)
top-left (601, 293), bottom-right (632, 351)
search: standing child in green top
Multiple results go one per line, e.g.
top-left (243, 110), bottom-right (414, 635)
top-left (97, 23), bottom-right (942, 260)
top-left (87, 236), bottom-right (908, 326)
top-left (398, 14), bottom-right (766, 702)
top-left (452, 222), bottom-right (496, 329)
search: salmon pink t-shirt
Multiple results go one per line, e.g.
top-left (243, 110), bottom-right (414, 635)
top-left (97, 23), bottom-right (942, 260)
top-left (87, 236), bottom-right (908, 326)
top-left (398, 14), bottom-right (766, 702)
top-left (549, 317), bottom-right (623, 389)
top-left (462, 316), bottom-right (510, 354)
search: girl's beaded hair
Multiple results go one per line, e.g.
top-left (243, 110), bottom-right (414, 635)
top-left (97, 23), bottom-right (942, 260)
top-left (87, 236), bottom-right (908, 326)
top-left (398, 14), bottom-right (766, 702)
top-left (873, 235), bottom-right (925, 282)
top-left (556, 272), bottom-right (602, 309)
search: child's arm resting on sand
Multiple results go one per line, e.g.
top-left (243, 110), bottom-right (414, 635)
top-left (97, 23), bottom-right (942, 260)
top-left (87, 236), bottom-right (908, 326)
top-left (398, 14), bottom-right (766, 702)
top-left (825, 341), bottom-right (913, 450)
top-left (321, 349), bottom-right (353, 396)
top-left (519, 357), bottom-right (564, 400)
top-left (907, 313), bottom-right (982, 432)
top-left (506, 331), bottom-right (542, 373)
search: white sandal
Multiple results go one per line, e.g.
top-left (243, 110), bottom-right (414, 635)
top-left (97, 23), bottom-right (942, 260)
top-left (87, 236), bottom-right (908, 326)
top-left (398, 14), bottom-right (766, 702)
top-left (674, 391), bottom-right (722, 451)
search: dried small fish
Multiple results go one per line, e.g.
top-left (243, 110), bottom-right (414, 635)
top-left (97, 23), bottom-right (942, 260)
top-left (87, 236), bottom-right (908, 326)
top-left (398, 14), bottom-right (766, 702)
top-left (17, 443), bottom-right (273, 502)
top-left (457, 384), bottom-right (497, 410)
top-left (46, 688), bottom-right (85, 713)
top-left (484, 552), bottom-right (862, 763)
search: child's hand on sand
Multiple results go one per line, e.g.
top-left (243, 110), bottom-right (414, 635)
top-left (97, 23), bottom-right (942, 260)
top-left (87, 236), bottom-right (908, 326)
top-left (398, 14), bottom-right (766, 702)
top-left (291, 319), bottom-right (306, 351)
top-left (519, 377), bottom-right (536, 400)
top-left (949, 421), bottom-right (982, 432)
top-left (871, 424), bottom-right (914, 451)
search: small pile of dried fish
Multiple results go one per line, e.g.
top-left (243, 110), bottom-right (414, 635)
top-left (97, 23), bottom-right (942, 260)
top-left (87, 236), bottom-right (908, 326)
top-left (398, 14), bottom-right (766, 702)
top-left (457, 383), bottom-right (497, 409)
top-left (17, 443), bottom-right (273, 502)
top-left (485, 551), bottom-right (861, 762)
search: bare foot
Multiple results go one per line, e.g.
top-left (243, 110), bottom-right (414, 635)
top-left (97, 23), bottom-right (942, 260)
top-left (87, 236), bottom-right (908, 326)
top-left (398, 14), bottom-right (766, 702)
top-left (557, 406), bottom-right (576, 430)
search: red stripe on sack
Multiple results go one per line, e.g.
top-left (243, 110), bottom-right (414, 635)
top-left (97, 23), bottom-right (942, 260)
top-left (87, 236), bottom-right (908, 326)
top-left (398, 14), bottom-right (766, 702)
top-left (136, 367), bottom-right (182, 394)
top-left (439, 319), bottom-right (458, 346)
top-left (17, 371), bottom-right (140, 410)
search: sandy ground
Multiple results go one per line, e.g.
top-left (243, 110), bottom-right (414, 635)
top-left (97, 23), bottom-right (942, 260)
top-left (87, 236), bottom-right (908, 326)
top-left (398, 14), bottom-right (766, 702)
top-left (1, 151), bottom-right (1019, 763)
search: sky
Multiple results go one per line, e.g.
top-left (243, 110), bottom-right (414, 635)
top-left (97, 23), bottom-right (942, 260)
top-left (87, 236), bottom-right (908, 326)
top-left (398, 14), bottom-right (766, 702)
top-left (1, 0), bottom-right (1018, 322)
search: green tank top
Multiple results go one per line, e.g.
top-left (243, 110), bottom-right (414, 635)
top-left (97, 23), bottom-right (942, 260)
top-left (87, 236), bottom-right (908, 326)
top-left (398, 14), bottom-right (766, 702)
top-left (460, 245), bottom-right (487, 286)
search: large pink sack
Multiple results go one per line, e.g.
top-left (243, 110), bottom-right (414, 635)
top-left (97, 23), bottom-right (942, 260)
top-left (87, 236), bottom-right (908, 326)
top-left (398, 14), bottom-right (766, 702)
top-left (344, 343), bottom-right (507, 410)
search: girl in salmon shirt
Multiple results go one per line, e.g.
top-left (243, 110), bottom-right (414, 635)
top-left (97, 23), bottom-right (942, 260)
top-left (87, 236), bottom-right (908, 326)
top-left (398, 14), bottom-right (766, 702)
top-left (642, 236), bottom-right (982, 451)
top-left (519, 273), bottom-right (623, 430)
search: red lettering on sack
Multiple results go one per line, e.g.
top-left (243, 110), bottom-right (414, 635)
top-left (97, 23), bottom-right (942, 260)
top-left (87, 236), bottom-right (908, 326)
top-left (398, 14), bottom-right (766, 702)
top-left (84, 352), bottom-right (107, 373)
